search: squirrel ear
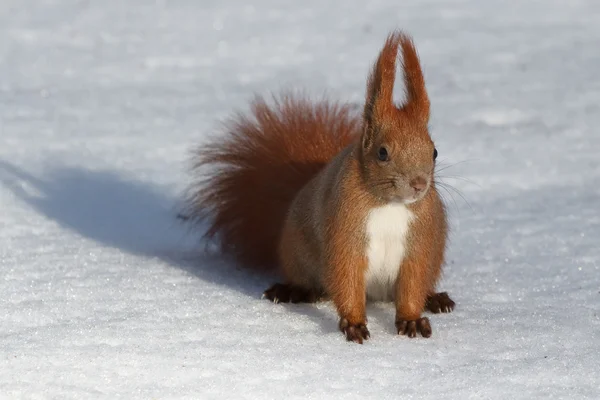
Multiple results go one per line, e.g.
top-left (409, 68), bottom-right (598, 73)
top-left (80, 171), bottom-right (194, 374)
top-left (398, 33), bottom-right (430, 123)
top-left (363, 31), bottom-right (430, 127)
top-left (362, 32), bottom-right (400, 150)
top-left (363, 32), bottom-right (400, 126)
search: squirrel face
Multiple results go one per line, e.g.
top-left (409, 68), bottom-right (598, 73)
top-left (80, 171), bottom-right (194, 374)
top-left (360, 113), bottom-right (436, 204)
top-left (359, 32), bottom-right (435, 205)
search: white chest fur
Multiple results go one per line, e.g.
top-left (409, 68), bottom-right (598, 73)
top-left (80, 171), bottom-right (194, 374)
top-left (364, 203), bottom-right (414, 301)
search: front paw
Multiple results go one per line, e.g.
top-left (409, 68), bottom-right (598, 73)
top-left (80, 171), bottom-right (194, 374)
top-left (339, 318), bottom-right (370, 344)
top-left (396, 317), bottom-right (432, 338)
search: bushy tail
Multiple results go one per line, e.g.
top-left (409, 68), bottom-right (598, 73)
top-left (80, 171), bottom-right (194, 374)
top-left (184, 92), bottom-right (361, 272)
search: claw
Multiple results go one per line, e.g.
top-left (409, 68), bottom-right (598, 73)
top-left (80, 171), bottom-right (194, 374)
top-left (425, 292), bottom-right (455, 314)
top-left (340, 319), bottom-right (370, 344)
top-left (396, 317), bottom-right (432, 338)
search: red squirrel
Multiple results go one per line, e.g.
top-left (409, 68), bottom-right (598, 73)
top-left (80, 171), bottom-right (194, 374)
top-left (185, 30), bottom-right (455, 343)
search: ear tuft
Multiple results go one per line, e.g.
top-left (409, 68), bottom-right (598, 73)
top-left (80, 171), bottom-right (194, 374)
top-left (363, 30), bottom-right (430, 125)
top-left (397, 33), bottom-right (430, 123)
top-left (364, 31), bottom-right (402, 124)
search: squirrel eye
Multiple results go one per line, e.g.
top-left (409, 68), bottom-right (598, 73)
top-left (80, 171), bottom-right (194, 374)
top-left (377, 146), bottom-right (389, 162)
top-left (433, 148), bottom-right (438, 161)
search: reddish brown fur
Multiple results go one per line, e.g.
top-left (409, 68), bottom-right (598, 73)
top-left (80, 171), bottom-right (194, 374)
top-left (363, 32), bottom-right (448, 334)
top-left (186, 30), bottom-right (454, 343)
top-left (398, 34), bottom-right (430, 122)
top-left (364, 34), bottom-right (400, 120)
top-left (184, 93), bottom-right (361, 271)
top-left (323, 167), bottom-right (370, 326)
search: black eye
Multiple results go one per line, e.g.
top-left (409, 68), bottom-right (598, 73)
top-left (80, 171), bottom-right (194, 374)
top-left (433, 148), bottom-right (438, 161)
top-left (377, 146), bottom-right (389, 162)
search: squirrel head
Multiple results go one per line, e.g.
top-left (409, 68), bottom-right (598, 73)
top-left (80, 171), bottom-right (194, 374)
top-left (359, 31), bottom-right (437, 205)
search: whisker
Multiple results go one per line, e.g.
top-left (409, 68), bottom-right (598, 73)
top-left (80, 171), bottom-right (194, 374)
top-left (434, 158), bottom-right (479, 174)
top-left (370, 179), bottom-right (395, 190)
top-left (436, 174), bottom-right (481, 189)
top-left (437, 181), bottom-right (473, 212)
top-left (436, 182), bottom-right (460, 216)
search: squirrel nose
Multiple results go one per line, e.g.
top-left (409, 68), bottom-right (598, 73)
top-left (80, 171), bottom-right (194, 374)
top-left (410, 176), bottom-right (428, 193)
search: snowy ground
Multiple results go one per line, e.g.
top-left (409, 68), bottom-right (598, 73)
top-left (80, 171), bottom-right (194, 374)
top-left (1, 0), bottom-right (599, 398)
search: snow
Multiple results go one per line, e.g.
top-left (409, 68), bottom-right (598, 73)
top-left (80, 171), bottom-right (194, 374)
top-left (1, 0), bottom-right (599, 398)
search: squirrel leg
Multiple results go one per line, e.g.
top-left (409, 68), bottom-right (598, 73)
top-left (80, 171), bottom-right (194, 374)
top-left (423, 238), bottom-right (455, 313)
top-left (270, 220), bottom-right (324, 304)
top-left (327, 261), bottom-right (370, 344)
top-left (395, 258), bottom-right (432, 338)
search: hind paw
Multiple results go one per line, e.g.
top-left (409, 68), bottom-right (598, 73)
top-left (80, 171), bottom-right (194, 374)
top-left (425, 292), bottom-right (455, 313)
top-left (262, 283), bottom-right (318, 304)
